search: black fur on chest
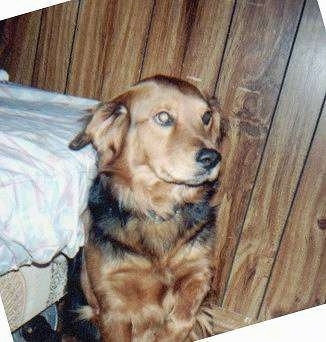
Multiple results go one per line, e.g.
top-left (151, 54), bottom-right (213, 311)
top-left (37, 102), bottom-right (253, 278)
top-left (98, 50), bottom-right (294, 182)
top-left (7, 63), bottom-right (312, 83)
top-left (87, 174), bottom-right (217, 258)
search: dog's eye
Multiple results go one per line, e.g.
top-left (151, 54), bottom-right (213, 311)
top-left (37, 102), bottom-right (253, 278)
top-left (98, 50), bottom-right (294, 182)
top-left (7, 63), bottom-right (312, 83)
top-left (154, 111), bottom-right (174, 126)
top-left (202, 111), bottom-right (212, 125)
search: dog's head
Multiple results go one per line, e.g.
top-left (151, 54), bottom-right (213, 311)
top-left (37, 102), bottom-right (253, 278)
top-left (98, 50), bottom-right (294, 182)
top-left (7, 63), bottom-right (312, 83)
top-left (70, 75), bottom-right (223, 218)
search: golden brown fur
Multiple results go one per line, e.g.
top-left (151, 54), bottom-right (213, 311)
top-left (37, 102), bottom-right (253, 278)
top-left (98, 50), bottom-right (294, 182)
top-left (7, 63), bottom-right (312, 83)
top-left (69, 75), bottom-right (223, 341)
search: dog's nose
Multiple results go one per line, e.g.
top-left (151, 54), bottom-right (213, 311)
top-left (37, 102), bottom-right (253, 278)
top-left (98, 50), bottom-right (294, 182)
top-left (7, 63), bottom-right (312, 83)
top-left (196, 148), bottom-right (221, 170)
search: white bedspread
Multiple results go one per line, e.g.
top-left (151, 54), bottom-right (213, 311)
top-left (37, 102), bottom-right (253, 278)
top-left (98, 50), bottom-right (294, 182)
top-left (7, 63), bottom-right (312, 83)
top-left (0, 81), bottom-right (98, 274)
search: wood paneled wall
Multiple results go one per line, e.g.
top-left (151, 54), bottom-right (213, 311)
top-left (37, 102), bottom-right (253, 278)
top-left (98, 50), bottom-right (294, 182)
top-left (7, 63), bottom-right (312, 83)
top-left (1, 0), bottom-right (325, 332)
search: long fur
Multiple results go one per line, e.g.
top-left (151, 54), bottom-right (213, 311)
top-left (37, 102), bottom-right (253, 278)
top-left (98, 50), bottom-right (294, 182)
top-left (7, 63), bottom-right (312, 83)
top-left (68, 75), bottom-right (224, 341)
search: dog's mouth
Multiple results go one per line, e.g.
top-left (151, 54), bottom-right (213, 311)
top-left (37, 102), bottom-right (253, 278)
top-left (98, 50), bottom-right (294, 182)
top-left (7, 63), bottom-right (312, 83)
top-left (151, 164), bottom-right (220, 187)
top-left (187, 169), bottom-right (220, 186)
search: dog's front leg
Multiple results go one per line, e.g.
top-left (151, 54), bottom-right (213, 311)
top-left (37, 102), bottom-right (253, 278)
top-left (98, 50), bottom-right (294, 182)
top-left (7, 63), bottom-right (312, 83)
top-left (99, 315), bottom-right (132, 342)
top-left (155, 270), bottom-right (211, 342)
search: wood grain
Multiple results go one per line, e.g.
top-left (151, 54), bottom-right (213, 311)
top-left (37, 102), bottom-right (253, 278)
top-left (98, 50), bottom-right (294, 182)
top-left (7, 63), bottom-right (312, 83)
top-left (210, 306), bottom-right (254, 334)
top-left (141, 0), bottom-right (197, 79)
top-left (210, 0), bottom-right (304, 304)
top-left (100, 0), bottom-right (154, 100)
top-left (0, 11), bottom-right (42, 85)
top-left (258, 99), bottom-right (326, 320)
top-left (32, 0), bottom-right (79, 93)
top-left (66, 0), bottom-right (114, 98)
top-left (67, 0), bottom-right (153, 99)
top-left (181, 0), bottom-right (235, 95)
top-left (222, 0), bottom-right (326, 318)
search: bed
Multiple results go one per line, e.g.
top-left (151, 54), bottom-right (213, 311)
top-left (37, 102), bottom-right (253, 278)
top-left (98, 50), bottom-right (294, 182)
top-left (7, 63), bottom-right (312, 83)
top-left (0, 70), bottom-right (98, 332)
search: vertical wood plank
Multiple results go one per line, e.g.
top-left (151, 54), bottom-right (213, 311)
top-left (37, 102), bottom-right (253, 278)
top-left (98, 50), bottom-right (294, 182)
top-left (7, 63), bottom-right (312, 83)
top-left (222, 0), bottom-right (326, 318)
top-left (259, 100), bottom-right (326, 320)
top-left (141, 0), bottom-right (197, 78)
top-left (100, 0), bottom-right (154, 100)
top-left (67, 0), bottom-right (153, 99)
top-left (66, 0), bottom-right (114, 98)
top-left (32, 0), bottom-right (79, 93)
top-left (210, 0), bottom-right (304, 303)
top-left (0, 11), bottom-right (42, 85)
top-left (181, 0), bottom-right (235, 94)
top-left (66, 0), bottom-right (113, 98)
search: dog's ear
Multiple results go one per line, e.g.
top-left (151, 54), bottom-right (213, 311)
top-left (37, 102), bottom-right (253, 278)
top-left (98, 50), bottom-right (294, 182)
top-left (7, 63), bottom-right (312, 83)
top-left (68, 112), bottom-right (93, 150)
top-left (207, 97), bottom-right (222, 145)
top-left (69, 101), bottom-right (130, 164)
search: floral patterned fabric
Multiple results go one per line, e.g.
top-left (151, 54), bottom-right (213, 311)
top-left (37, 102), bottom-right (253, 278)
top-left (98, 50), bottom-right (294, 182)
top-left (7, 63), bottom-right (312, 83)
top-left (0, 80), bottom-right (98, 274)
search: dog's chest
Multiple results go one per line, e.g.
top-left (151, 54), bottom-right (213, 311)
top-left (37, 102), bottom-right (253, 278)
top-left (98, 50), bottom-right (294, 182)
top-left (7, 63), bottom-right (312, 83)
top-left (95, 239), bottom-right (212, 320)
top-left (87, 175), bottom-right (215, 315)
top-left (89, 185), bottom-right (215, 259)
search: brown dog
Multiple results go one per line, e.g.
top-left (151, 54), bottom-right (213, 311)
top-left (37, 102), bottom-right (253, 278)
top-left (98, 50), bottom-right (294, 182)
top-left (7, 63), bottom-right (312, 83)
top-left (69, 75), bottom-right (222, 341)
